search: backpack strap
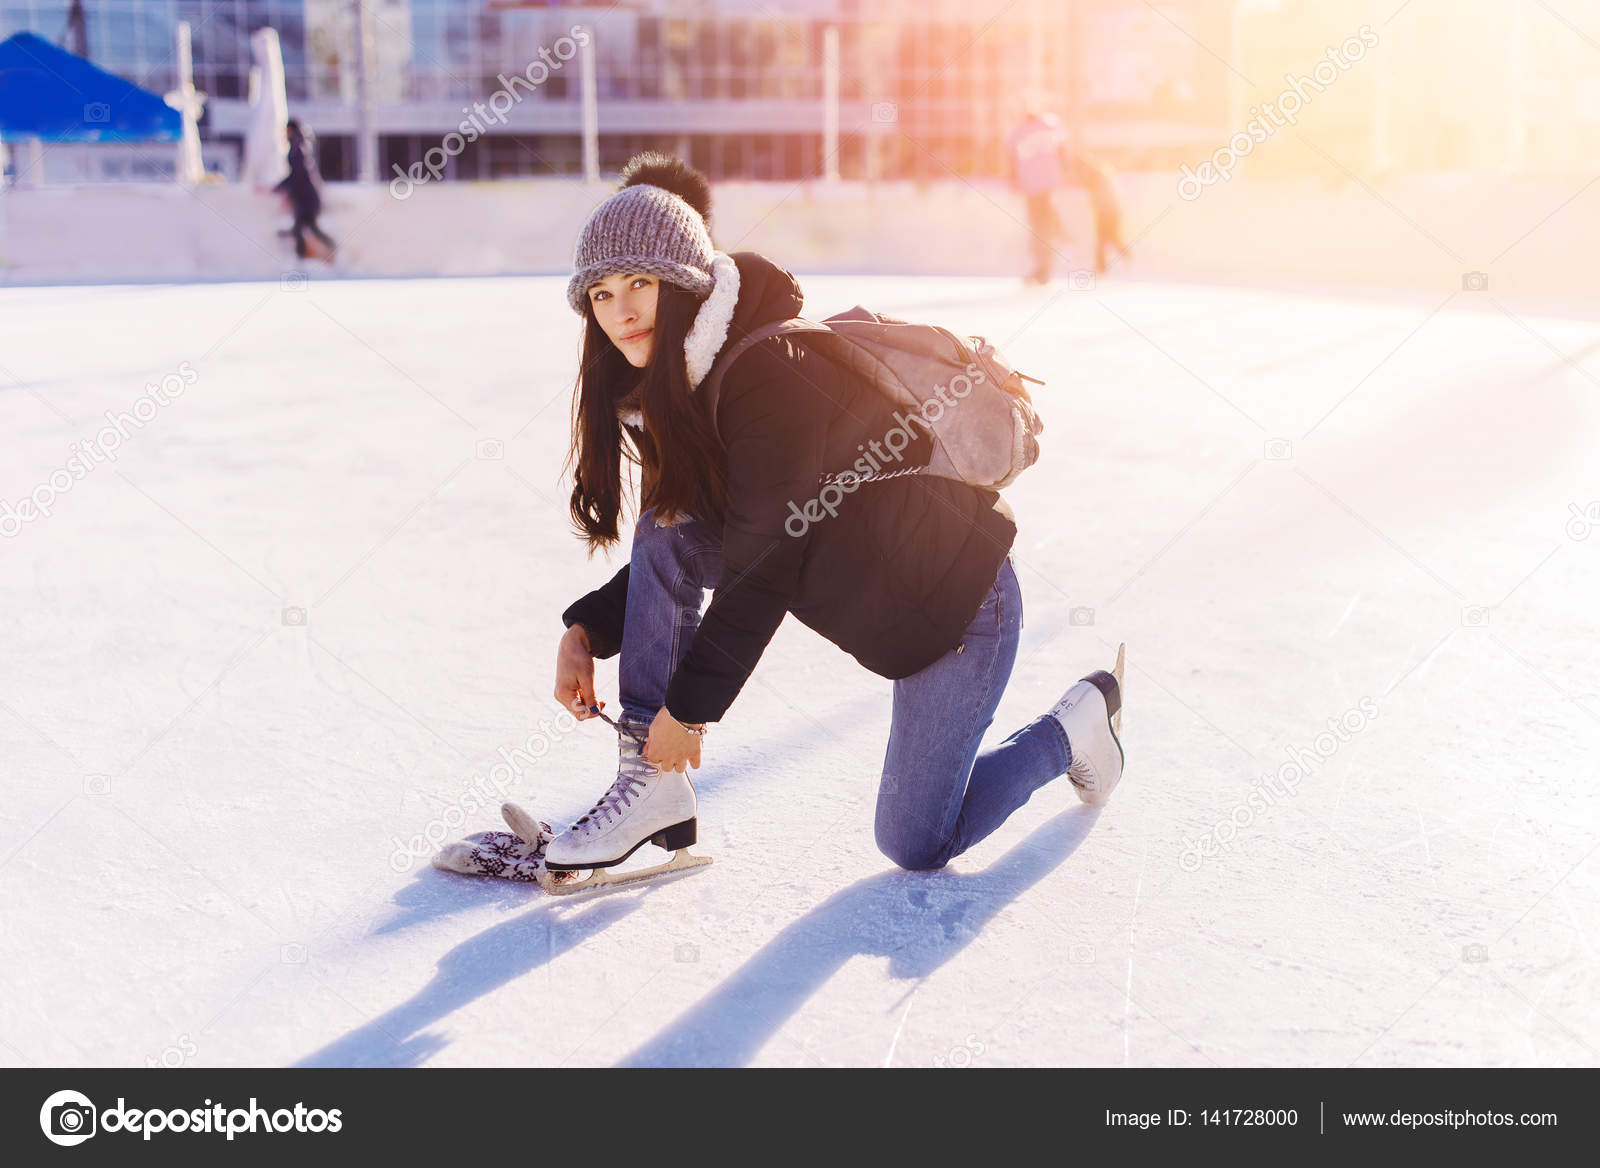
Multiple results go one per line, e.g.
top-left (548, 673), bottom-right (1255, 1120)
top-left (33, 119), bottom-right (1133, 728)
top-left (697, 315), bottom-right (928, 487)
top-left (698, 318), bottom-right (836, 424)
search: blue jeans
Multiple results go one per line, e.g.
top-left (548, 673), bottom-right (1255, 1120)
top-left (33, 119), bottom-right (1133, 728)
top-left (619, 510), bottom-right (1071, 869)
top-left (619, 510), bottom-right (726, 726)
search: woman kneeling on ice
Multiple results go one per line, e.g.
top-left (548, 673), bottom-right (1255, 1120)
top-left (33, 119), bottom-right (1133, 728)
top-left (540, 154), bottom-right (1124, 889)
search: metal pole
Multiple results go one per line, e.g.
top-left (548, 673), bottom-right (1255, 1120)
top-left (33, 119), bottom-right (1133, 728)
top-left (352, 0), bottom-right (377, 182)
top-left (1371, 29), bottom-right (1390, 174)
top-left (1227, 1), bottom-right (1246, 136)
top-left (823, 25), bottom-right (840, 181)
top-left (66, 0), bottom-right (89, 59)
top-left (1066, 0), bottom-right (1085, 144)
top-left (1029, 3), bottom-right (1045, 105)
top-left (18, 138), bottom-right (43, 189)
top-left (579, 27), bottom-right (599, 181)
top-left (172, 21), bottom-right (205, 184)
top-left (1504, 4), bottom-right (1529, 172)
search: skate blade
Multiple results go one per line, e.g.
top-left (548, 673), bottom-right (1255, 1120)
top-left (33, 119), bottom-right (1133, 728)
top-left (537, 849), bottom-right (713, 897)
top-left (1111, 642), bottom-right (1125, 739)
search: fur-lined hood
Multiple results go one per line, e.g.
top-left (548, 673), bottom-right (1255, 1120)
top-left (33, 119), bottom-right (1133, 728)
top-left (617, 251), bottom-right (804, 426)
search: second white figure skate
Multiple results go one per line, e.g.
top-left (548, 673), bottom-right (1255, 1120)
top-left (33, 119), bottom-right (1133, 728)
top-left (539, 714), bottom-right (712, 895)
top-left (1049, 643), bottom-right (1126, 806)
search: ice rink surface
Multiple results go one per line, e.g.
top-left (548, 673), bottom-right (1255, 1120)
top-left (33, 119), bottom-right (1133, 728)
top-left (2, 272), bottom-right (1597, 1067)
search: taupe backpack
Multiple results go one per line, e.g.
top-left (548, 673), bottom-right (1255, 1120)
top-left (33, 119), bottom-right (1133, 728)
top-left (700, 306), bottom-right (1045, 491)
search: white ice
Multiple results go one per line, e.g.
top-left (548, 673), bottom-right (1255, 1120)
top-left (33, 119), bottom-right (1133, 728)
top-left (2, 274), bottom-right (1597, 1067)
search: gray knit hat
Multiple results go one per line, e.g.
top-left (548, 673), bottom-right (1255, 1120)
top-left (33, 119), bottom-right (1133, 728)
top-left (567, 183), bottom-right (716, 314)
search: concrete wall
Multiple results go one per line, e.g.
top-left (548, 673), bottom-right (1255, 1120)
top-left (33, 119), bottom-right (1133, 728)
top-left (2, 172), bottom-right (1595, 309)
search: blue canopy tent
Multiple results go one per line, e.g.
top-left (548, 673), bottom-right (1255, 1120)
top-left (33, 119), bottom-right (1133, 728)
top-left (0, 31), bottom-right (179, 142)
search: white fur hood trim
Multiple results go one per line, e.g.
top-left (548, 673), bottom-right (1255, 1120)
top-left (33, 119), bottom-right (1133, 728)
top-left (618, 252), bottom-right (740, 428)
top-left (683, 252), bottom-right (741, 391)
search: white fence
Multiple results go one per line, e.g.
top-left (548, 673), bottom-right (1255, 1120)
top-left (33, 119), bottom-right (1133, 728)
top-left (2, 173), bottom-right (1595, 309)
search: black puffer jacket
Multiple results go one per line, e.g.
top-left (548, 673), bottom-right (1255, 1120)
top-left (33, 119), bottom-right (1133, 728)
top-left (562, 252), bottom-right (1017, 724)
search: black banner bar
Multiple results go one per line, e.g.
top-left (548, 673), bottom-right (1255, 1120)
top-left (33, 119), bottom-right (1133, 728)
top-left (3, 1068), bottom-right (1595, 1159)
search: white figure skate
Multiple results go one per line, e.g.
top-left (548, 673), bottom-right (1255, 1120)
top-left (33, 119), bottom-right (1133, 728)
top-left (1048, 643), bottom-right (1126, 806)
top-left (539, 714), bottom-right (712, 896)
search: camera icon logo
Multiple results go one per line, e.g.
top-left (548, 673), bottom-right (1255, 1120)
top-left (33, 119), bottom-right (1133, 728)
top-left (1067, 269), bottom-right (1095, 291)
top-left (1461, 605), bottom-right (1490, 628)
top-left (673, 942), bottom-right (699, 963)
top-left (83, 102), bottom-right (111, 124)
top-left (1067, 943), bottom-right (1095, 965)
top-left (1461, 943), bottom-right (1489, 963)
top-left (40, 1089), bottom-right (97, 1146)
top-left (1263, 438), bottom-right (1293, 461)
top-left (1566, 501), bottom-right (1599, 541)
top-left (1069, 606), bottom-right (1095, 627)
top-left (281, 942), bottom-right (308, 963)
top-left (1461, 271), bottom-right (1488, 292)
top-left (83, 774), bottom-right (111, 796)
top-left (282, 606), bottom-right (307, 627)
top-left (280, 272), bottom-right (308, 292)
top-left (475, 438), bottom-right (504, 460)
top-left (870, 101), bottom-right (898, 123)
top-left (932, 1033), bottom-right (986, 1068)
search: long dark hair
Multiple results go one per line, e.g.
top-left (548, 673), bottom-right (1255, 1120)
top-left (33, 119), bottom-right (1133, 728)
top-left (566, 281), bottom-right (728, 553)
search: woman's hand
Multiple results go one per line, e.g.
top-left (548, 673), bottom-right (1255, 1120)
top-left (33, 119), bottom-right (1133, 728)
top-left (554, 624), bottom-right (602, 719)
top-left (645, 706), bottom-right (703, 773)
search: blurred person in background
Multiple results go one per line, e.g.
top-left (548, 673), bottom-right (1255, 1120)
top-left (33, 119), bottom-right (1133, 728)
top-left (1007, 99), bottom-right (1073, 284)
top-left (275, 120), bottom-right (336, 261)
top-left (1077, 153), bottom-right (1129, 274)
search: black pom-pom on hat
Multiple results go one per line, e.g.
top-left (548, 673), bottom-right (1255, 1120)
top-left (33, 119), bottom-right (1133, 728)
top-left (618, 152), bottom-right (712, 226)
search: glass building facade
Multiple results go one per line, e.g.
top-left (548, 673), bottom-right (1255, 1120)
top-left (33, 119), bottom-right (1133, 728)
top-left (1, 1), bottom-right (1234, 181)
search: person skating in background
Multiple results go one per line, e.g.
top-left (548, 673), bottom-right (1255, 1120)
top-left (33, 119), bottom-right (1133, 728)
top-left (1078, 153), bottom-right (1130, 275)
top-left (275, 120), bottom-right (336, 261)
top-left (1006, 100), bottom-right (1073, 284)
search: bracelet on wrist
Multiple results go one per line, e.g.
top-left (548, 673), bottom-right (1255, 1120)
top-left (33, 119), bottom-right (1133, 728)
top-left (666, 710), bottom-right (706, 737)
